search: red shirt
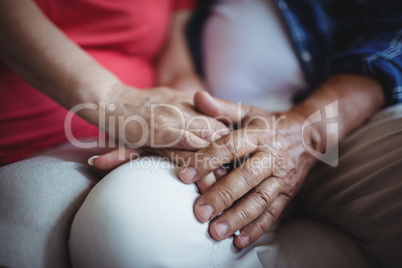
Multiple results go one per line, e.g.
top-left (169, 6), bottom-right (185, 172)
top-left (0, 0), bottom-right (194, 164)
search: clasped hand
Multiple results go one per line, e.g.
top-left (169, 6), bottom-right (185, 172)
top-left (94, 91), bottom-right (322, 248)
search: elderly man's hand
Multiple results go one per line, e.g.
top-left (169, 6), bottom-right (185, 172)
top-left (87, 146), bottom-right (225, 194)
top-left (177, 91), bottom-right (323, 248)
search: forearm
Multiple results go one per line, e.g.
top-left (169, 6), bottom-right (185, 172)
top-left (0, 0), bottom-right (122, 120)
top-left (293, 74), bottom-right (385, 151)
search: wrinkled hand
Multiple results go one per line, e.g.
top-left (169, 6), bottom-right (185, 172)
top-left (177, 91), bottom-right (323, 248)
top-left (89, 146), bottom-right (227, 194)
top-left (101, 85), bottom-right (228, 150)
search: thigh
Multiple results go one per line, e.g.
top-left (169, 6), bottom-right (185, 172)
top-left (0, 142), bottom-right (109, 268)
top-left (69, 157), bottom-right (375, 268)
top-left (275, 219), bottom-right (376, 268)
top-left (69, 157), bottom-right (283, 268)
top-left (300, 104), bottom-right (402, 268)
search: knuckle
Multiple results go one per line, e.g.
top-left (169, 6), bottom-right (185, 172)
top-left (198, 127), bottom-right (212, 140)
top-left (202, 149), bottom-right (227, 170)
top-left (279, 177), bottom-right (296, 193)
top-left (252, 189), bottom-right (273, 209)
top-left (215, 186), bottom-right (235, 209)
top-left (225, 136), bottom-right (243, 157)
top-left (178, 132), bottom-right (190, 147)
top-left (213, 121), bottom-right (228, 134)
top-left (160, 126), bottom-right (173, 137)
top-left (238, 166), bottom-right (262, 185)
top-left (233, 169), bottom-right (256, 193)
top-left (200, 154), bottom-right (218, 171)
top-left (255, 220), bottom-right (267, 234)
top-left (266, 206), bottom-right (280, 221)
top-left (235, 209), bottom-right (251, 227)
top-left (270, 176), bottom-right (285, 191)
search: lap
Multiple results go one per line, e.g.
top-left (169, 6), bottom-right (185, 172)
top-left (0, 141), bottom-right (109, 268)
top-left (69, 157), bottom-right (373, 268)
top-left (300, 103), bottom-right (402, 267)
top-left (69, 157), bottom-right (257, 267)
top-left (69, 106), bottom-right (402, 267)
top-left (3, 103), bottom-right (399, 267)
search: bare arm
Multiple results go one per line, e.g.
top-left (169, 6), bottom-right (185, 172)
top-left (293, 74), bottom-right (385, 151)
top-left (0, 0), bottom-right (226, 149)
top-left (0, 0), bottom-right (119, 119)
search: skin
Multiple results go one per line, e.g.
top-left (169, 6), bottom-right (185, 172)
top-left (94, 74), bottom-right (385, 248)
top-left (4, 0), bottom-right (386, 251)
top-left (0, 0), bottom-right (227, 151)
top-left (178, 74), bottom-right (385, 248)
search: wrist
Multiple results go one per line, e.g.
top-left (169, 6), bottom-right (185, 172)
top-left (162, 72), bottom-right (206, 100)
top-left (75, 81), bottom-right (139, 126)
top-left (291, 74), bottom-right (385, 154)
top-left (289, 105), bottom-right (327, 156)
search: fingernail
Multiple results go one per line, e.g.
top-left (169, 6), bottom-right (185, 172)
top-left (213, 133), bottom-right (223, 140)
top-left (215, 167), bottom-right (227, 177)
top-left (88, 156), bottom-right (99, 166)
top-left (239, 235), bottom-right (249, 247)
top-left (234, 230), bottom-right (240, 236)
top-left (215, 222), bottom-right (229, 238)
top-left (197, 204), bottom-right (214, 222)
top-left (180, 167), bottom-right (196, 182)
top-left (220, 128), bottom-right (230, 136)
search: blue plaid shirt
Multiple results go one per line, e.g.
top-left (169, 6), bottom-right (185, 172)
top-left (188, 0), bottom-right (402, 105)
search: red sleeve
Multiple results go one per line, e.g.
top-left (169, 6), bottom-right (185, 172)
top-left (173, 0), bottom-right (195, 11)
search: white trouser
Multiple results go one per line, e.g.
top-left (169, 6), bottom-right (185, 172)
top-left (68, 155), bottom-right (373, 268)
top-left (69, 157), bottom-right (278, 268)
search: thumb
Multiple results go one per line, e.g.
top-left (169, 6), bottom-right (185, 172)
top-left (88, 147), bottom-right (143, 170)
top-left (194, 91), bottom-right (249, 124)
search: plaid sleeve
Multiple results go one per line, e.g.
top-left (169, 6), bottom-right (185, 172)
top-left (326, 4), bottom-right (402, 105)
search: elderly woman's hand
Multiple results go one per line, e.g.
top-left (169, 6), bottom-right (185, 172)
top-left (176, 91), bottom-right (323, 248)
top-left (84, 84), bottom-right (229, 151)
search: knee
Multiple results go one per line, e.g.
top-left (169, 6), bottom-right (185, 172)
top-left (69, 157), bottom-right (213, 268)
top-left (0, 157), bottom-right (94, 215)
top-left (0, 157), bottom-right (95, 268)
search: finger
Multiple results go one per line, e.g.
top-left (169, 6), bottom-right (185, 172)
top-left (194, 152), bottom-right (273, 222)
top-left (152, 128), bottom-right (210, 150)
top-left (213, 167), bottom-right (227, 180)
top-left (234, 194), bottom-right (290, 248)
top-left (178, 129), bottom-right (259, 183)
top-left (185, 114), bottom-right (230, 142)
top-left (208, 177), bottom-right (283, 240)
top-left (152, 148), bottom-right (193, 167)
top-left (196, 172), bottom-right (217, 194)
top-left (90, 147), bottom-right (143, 170)
top-left (154, 148), bottom-right (220, 194)
top-left (194, 91), bottom-right (250, 124)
